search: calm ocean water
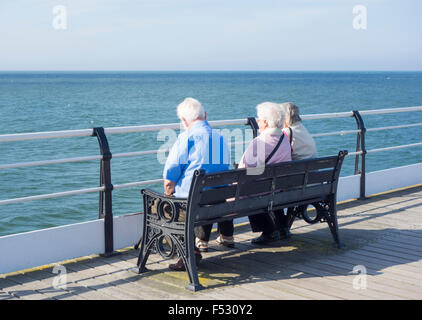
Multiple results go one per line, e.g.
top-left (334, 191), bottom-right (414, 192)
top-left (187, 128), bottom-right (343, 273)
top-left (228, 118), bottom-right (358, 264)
top-left (1, 71), bottom-right (422, 236)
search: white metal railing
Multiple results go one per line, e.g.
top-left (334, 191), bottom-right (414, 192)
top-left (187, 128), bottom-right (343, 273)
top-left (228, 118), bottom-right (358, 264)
top-left (0, 119), bottom-right (248, 143)
top-left (1, 106), bottom-right (421, 206)
top-left (0, 186), bottom-right (105, 206)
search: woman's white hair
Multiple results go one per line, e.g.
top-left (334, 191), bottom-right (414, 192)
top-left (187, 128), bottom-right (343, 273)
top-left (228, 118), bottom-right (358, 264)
top-left (256, 102), bottom-right (284, 128)
top-left (177, 97), bottom-right (206, 123)
top-left (280, 102), bottom-right (301, 127)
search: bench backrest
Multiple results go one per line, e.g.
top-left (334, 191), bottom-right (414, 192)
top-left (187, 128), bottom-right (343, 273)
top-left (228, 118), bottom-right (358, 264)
top-left (187, 150), bottom-right (348, 223)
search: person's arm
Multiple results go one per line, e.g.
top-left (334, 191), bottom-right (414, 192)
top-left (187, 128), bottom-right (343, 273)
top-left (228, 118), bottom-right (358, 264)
top-left (162, 133), bottom-right (189, 195)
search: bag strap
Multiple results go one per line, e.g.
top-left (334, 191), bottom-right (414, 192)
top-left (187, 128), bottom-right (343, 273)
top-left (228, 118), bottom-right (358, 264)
top-left (265, 134), bottom-right (285, 164)
top-left (288, 127), bottom-right (293, 145)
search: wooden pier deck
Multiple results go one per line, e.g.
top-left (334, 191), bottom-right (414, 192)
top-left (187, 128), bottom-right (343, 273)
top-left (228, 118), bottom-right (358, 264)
top-left (1, 185), bottom-right (422, 300)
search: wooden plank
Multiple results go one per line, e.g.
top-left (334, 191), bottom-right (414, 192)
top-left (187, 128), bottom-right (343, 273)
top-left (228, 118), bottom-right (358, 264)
top-left (340, 251), bottom-right (422, 277)
top-left (377, 235), bottom-right (422, 253)
top-left (230, 230), bottom-right (420, 299)
top-left (205, 236), bottom-right (388, 300)
top-left (320, 252), bottom-right (422, 291)
top-left (201, 248), bottom-right (341, 299)
top-left (205, 257), bottom-right (361, 300)
top-left (0, 290), bottom-right (19, 300)
top-left (80, 256), bottom-right (201, 299)
top-left (0, 277), bottom-right (53, 300)
top-left (310, 257), bottom-right (422, 299)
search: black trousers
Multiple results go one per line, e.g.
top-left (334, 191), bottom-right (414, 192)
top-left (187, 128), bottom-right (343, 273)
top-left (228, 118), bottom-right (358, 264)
top-left (248, 209), bottom-right (289, 234)
top-left (194, 220), bottom-right (234, 242)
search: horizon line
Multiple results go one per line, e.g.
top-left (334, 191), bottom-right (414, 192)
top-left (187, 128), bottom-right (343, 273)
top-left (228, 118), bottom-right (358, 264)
top-left (1, 69), bottom-right (422, 72)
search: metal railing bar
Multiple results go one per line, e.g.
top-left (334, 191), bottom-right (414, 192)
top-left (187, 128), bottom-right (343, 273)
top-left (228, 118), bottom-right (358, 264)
top-left (0, 186), bottom-right (105, 206)
top-left (0, 155), bottom-right (103, 170)
top-left (359, 106), bottom-right (422, 116)
top-left (366, 142), bottom-right (422, 154)
top-left (0, 120), bottom-right (248, 143)
top-left (311, 129), bottom-right (361, 138)
top-left (3, 123), bottom-right (420, 169)
top-left (2, 106), bottom-right (421, 143)
top-left (1, 140), bottom-right (421, 204)
top-left (0, 140), bottom-right (252, 169)
top-left (346, 151), bottom-right (363, 156)
top-left (113, 179), bottom-right (164, 190)
top-left (112, 149), bottom-right (168, 159)
top-left (366, 123), bottom-right (422, 132)
top-left (104, 119), bottom-right (249, 135)
top-left (0, 129), bottom-right (93, 143)
top-left (301, 111), bottom-right (354, 120)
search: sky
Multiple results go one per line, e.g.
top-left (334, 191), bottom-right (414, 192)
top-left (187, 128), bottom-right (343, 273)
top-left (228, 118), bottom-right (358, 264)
top-left (0, 0), bottom-right (421, 71)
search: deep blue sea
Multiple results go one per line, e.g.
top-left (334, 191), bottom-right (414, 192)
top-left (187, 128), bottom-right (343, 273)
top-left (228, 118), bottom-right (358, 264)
top-left (1, 71), bottom-right (422, 236)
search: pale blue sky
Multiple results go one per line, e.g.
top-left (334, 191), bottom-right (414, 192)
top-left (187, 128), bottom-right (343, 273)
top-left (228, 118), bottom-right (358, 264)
top-left (0, 0), bottom-right (421, 70)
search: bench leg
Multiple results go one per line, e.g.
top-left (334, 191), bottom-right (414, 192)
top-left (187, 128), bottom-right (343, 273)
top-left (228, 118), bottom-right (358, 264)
top-left (325, 198), bottom-right (344, 248)
top-left (134, 225), bottom-right (159, 273)
top-left (184, 230), bottom-right (204, 292)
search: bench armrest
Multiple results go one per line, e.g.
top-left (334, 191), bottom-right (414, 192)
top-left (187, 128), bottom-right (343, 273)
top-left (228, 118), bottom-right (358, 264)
top-left (141, 188), bottom-right (188, 203)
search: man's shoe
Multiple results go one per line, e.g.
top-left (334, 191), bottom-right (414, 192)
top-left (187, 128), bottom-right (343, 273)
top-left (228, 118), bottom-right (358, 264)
top-left (251, 231), bottom-right (280, 244)
top-left (168, 253), bottom-right (202, 272)
top-left (169, 258), bottom-right (186, 271)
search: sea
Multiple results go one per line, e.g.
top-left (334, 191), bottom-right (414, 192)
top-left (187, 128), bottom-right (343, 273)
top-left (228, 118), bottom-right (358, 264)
top-left (1, 71), bottom-right (422, 236)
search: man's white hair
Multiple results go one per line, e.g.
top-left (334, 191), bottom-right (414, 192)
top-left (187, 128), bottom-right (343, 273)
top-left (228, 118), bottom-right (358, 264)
top-left (177, 97), bottom-right (206, 123)
top-left (256, 102), bottom-right (284, 128)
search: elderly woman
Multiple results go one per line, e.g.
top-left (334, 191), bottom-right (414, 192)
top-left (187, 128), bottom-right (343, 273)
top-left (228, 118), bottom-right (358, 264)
top-left (280, 102), bottom-right (317, 160)
top-left (238, 102), bottom-right (292, 244)
top-left (274, 102), bottom-right (317, 239)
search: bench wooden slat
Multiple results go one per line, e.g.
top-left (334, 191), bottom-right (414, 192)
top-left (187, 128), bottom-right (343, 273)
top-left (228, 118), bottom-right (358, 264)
top-left (238, 179), bottom-right (273, 196)
top-left (275, 173), bottom-right (305, 190)
top-left (196, 183), bottom-right (332, 221)
top-left (201, 171), bottom-right (241, 188)
top-left (307, 170), bottom-right (334, 184)
top-left (199, 185), bottom-right (237, 205)
top-left (273, 156), bottom-right (338, 175)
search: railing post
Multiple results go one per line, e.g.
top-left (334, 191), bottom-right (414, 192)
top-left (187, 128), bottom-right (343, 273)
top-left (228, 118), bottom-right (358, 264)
top-left (246, 117), bottom-right (259, 138)
top-left (352, 111), bottom-right (367, 200)
top-left (92, 127), bottom-right (117, 257)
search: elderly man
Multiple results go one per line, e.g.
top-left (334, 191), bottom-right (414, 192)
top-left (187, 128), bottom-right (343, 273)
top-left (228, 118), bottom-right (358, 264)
top-left (163, 97), bottom-right (231, 271)
top-left (238, 102), bottom-right (292, 244)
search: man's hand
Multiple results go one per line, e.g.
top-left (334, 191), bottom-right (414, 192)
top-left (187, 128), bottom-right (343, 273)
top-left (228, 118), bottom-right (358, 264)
top-left (164, 179), bottom-right (176, 196)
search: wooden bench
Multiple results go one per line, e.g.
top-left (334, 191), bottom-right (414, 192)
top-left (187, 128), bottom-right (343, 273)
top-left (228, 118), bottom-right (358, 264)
top-left (133, 150), bottom-right (348, 291)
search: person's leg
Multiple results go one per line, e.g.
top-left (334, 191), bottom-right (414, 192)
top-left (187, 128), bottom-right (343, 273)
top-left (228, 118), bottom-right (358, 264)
top-left (248, 212), bottom-right (268, 233)
top-left (248, 212), bottom-right (276, 234)
top-left (194, 225), bottom-right (213, 242)
top-left (218, 220), bottom-right (234, 237)
top-left (194, 224), bottom-right (212, 252)
top-left (216, 220), bottom-right (235, 247)
top-left (249, 212), bottom-right (279, 244)
top-left (274, 208), bottom-right (291, 239)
